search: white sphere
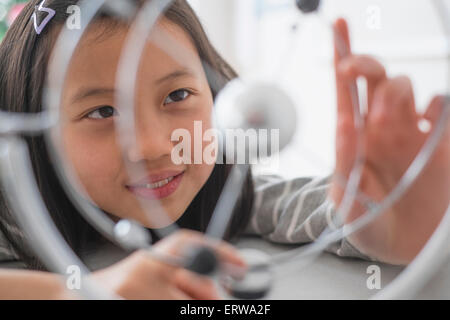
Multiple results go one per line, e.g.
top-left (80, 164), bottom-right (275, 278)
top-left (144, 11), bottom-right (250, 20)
top-left (214, 79), bottom-right (297, 158)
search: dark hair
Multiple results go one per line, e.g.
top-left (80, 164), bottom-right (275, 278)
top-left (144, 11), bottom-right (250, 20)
top-left (0, 0), bottom-right (254, 270)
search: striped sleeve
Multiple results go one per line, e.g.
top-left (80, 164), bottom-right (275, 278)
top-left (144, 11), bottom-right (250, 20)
top-left (245, 174), bottom-right (375, 261)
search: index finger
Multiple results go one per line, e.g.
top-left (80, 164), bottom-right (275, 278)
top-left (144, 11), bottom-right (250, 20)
top-left (333, 18), bottom-right (355, 125)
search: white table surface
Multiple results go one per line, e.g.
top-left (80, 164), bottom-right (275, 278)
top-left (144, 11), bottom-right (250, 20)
top-left (234, 236), bottom-right (450, 299)
top-left (2, 236), bottom-right (450, 299)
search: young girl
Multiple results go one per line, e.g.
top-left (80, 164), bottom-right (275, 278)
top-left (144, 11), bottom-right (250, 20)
top-left (0, 0), bottom-right (448, 299)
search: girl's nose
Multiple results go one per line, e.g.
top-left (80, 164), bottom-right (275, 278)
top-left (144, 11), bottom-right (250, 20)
top-left (126, 114), bottom-right (175, 163)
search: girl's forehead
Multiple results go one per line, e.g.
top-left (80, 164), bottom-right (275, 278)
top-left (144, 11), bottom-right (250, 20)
top-left (65, 18), bottom-right (203, 84)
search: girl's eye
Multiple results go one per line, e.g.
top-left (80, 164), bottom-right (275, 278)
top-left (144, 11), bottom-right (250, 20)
top-left (86, 106), bottom-right (118, 119)
top-left (164, 89), bottom-right (191, 105)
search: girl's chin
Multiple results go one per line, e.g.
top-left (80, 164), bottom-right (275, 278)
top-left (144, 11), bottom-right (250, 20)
top-left (118, 205), bottom-right (185, 229)
top-left (106, 186), bottom-right (193, 228)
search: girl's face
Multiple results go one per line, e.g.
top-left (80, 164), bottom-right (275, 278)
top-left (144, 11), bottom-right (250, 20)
top-left (58, 19), bottom-right (216, 228)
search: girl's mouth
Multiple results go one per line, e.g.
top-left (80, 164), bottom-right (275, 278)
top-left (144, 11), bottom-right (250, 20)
top-left (126, 171), bottom-right (184, 200)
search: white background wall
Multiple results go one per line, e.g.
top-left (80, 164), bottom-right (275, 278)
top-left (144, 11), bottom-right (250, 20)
top-left (188, 0), bottom-right (450, 178)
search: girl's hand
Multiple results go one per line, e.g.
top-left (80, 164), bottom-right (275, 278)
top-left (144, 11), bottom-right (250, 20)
top-left (330, 19), bottom-right (450, 265)
top-left (90, 230), bottom-right (246, 299)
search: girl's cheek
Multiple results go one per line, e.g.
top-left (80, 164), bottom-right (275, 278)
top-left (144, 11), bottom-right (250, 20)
top-left (61, 127), bottom-right (122, 193)
top-left (187, 121), bottom-right (216, 187)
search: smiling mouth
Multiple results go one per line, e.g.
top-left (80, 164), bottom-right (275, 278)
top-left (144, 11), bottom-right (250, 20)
top-left (126, 172), bottom-right (185, 200)
top-left (134, 176), bottom-right (175, 189)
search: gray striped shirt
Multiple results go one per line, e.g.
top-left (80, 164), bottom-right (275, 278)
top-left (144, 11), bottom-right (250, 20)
top-left (0, 174), bottom-right (371, 266)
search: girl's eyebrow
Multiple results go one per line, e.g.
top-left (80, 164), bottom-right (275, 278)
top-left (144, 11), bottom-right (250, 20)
top-left (154, 68), bottom-right (196, 85)
top-left (71, 87), bottom-right (115, 104)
